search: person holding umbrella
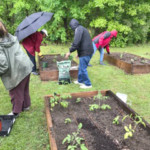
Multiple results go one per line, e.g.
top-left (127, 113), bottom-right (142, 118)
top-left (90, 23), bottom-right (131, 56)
top-left (22, 29), bottom-right (48, 75)
top-left (92, 30), bottom-right (118, 65)
top-left (15, 12), bottom-right (54, 75)
top-left (65, 19), bottom-right (93, 89)
top-left (0, 21), bottom-right (33, 117)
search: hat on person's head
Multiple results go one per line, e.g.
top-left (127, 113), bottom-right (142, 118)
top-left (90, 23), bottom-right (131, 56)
top-left (41, 29), bottom-right (48, 36)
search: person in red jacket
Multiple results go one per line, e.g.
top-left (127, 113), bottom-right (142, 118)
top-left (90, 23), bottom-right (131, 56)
top-left (22, 29), bottom-right (48, 75)
top-left (92, 30), bottom-right (118, 65)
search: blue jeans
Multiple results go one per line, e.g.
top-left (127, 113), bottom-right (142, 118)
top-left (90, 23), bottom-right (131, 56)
top-left (99, 47), bottom-right (104, 62)
top-left (25, 49), bottom-right (36, 72)
top-left (78, 55), bottom-right (92, 86)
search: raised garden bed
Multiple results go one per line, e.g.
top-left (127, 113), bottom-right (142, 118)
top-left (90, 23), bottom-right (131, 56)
top-left (44, 90), bottom-right (150, 150)
top-left (104, 52), bottom-right (150, 74)
top-left (38, 54), bottom-right (78, 81)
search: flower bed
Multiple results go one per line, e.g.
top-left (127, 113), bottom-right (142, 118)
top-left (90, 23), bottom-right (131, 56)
top-left (38, 54), bottom-right (78, 81)
top-left (104, 52), bottom-right (150, 74)
top-left (44, 90), bottom-right (150, 150)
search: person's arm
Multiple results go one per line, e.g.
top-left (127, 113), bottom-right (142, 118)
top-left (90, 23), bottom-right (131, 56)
top-left (105, 45), bottom-right (110, 54)
top-left (35, 33), bottom-right (43, 53)
top-left (0, 50), bottom-right (8, 76)
top-left (69, 27), bottom-right (83, 53)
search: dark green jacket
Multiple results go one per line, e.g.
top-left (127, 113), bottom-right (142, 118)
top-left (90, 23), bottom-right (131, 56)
top-left (0, 34), bottom-right (33, 90)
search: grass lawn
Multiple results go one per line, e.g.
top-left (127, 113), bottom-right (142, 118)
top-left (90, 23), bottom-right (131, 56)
top-left (0, 43), bottom-right (150, 150)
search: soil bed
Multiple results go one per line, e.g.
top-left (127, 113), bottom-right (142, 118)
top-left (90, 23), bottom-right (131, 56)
top-left (38, 54), bottom-right (78, 81)
top-left (45, 91), bottom-right (150, 150)
top-left (104, 52), bottom-right (150, 74)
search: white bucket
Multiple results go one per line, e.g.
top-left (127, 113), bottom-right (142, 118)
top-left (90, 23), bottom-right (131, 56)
top-left (116, 92), bottom-right (127, 103)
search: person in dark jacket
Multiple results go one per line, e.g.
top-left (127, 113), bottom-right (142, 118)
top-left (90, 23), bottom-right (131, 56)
top-left (66, 19), bottom-right (94, 89)
top-left (22, 29), bottom-right (48, 75)
top-left (92, 30), bottom-right (118, 65)
top-left (0, 21), bottom-right (33, 117)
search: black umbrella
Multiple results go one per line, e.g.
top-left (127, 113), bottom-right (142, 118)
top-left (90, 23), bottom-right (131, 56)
top-left (15, 12), bottom-right (53, 41)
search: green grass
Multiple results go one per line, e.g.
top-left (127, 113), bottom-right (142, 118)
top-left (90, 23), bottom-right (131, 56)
top-left (0, 43), bottom-right (150, 149)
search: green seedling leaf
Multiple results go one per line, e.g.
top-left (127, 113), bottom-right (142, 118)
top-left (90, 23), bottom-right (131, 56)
top-left (65, 118), bottom-right (72, 124)
top-left (78, 123), bottom-right (82, 129)
top-left (124, 126), bottom-right (130, 132)
top-left (80, 144), bottom-right (88, 150)
top-left (100, 104), bottom-right (111, 110)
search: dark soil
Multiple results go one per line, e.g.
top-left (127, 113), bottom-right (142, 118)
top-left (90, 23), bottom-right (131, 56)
top-left (39, 55), bottom-right (78, 70)
top-left (49, 94), bottom-right (150, 150)
top-left (110, 52), bottom-right (150, 65)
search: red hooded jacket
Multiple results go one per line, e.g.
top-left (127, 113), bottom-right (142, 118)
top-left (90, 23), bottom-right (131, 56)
top-left (22, 32), bottom-right (43, 56)
top-left (92, 30), bottom-right (118, 53)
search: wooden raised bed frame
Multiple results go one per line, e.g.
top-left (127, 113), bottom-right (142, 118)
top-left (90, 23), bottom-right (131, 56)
top-left (38, 54), bottom-right (78, 81)
top-left (104, 53), bottom-right (150, 74)
top-left (44, 90), bottom-right (150, 150)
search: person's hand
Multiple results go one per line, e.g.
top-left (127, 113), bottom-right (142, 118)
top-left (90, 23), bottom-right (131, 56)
top-left (107, 52), bottom-right (110, 54)
top-left (65, 52), bottom-right (71, 58)
top-left (38, 52), bottom-right (43, 59)
top-left (38, 52), bottom-right (43, 56)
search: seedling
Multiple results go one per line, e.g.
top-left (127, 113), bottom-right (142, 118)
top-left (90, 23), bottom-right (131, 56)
top-left (122, 114), bottom-right (146, 140)
top-left (50, 94), bottom-right (71, 109)
top-left (68, 55), bottom-right (73, 61)
top-left (134, 115), bottom-right (146, 128)
top-left (60, 101), bottom-right (69, 108)
top-left (62, 123), bottom-right (88, 150)
top-left (65, 118), bottom-right (72, 124)
top-left (100, 104), bottom-right (111, 110)
top-left (124, 124), bottom-right (135, 139)
top-left (89, 92), bottom-right (111, 111)
top-left (113, 116), bottom-right (120, 125)
top-left (89, 104), bottom-right (100, 111)
top-left (120, 53), bottom-right (123, 59)
top-left (76, 98), bottom-right (81, 103)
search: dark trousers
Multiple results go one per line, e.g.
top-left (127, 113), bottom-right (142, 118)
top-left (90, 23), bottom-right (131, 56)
top-left (26, 50), bottom-right (36, 72)
top-left (9, 75), bottom-right (31, 113)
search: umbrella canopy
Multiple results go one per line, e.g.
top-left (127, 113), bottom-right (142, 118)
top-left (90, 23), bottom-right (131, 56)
top-left (15, 12), bottom-right (53, 41)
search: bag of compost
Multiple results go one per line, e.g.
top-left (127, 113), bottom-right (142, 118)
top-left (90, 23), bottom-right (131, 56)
top-left (57, 60), bottom-right (71, 84)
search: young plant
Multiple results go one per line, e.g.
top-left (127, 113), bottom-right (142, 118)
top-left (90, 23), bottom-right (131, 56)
top-left (124, 124), bottom-right (135, 139)
top-left (65, 118), bottom-right (72, 124)
top-left (89, 104), bottom-right (100, 111)
top-left (60, 100), bottom-right (69, 108)
top-left (62, 123), bottom-right (88, 150)
top-left (90, 91), bottom-right (110, 111)
top-left (134, 115), bottom-right (146, 128)
top-left (68, 55), bottom-right (73, 61)
top-left (100, 104), bottom-right (111, 110)
top-left (113, 116), bottom-right (120, 125)
top-left (76, 98), bottom-right (81, 103)
top-left (50, 94), bottom-right (71, 109)
top-left (120, 53), bottom-right (123, 59)
top-left (122, 114), bottom-right (146, 140)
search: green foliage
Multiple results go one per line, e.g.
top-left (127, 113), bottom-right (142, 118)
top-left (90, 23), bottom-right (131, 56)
top-left (0, 0), bottom-right (150, 45)
top-left (65, 118), bottom-right (72, 124)
top-left (124, 124), bottom-right (135, 140)
top-left (62, 123), bottom-right (88, 150)
top-left (100, 104), bottom-right (111, 110)
top-left (76, 98), bottom-right (81, 103)
top-left (113, 116), bottom-right (120, 125)
top-left (89, 104), bottom-right (100, 111)
top-left (50, 93), bottom-right (71, 109)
